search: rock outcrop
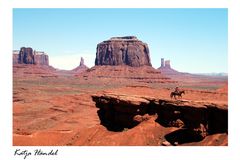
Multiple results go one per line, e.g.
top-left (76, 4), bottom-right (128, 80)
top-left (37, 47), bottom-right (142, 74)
top-left (13, 51), bottom-right (19, 64)
top-left (95, 36), bottom-right (152, 67)
top-left (80, 57), bottom-right (84, 66)
top-left (158, 58), bottom-right (181, 75)
top-left (159, 58), bottom-right (171, 69)
top-left (33, 51), bottom-right (49, 65)
top-left (164, 60), bottom-right (171, 68)
top-left (13, 47), bottom-right (49, 65)
top-left (18, 47), bottom-right (35, 64)
top-left (72, 57), bottom-right (88, 72)
top-left (92, 93), bottom-right (228, 143)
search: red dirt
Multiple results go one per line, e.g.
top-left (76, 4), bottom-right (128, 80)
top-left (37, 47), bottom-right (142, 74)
top-left (13, 65), bottom-right (228, 146)
top-left (217, 83), bottom-right (228, 93)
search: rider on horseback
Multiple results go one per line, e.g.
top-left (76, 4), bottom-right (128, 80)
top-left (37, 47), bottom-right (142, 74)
top-left (174, 87), bottom-right (180, 94)
top-left (170, 87), bottom-right (185, 99)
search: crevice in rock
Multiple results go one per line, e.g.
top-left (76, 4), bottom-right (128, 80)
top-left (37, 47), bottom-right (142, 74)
top-left (164, 128), bottom-right (204, 145)
top-left (92, 94), bottom-right (228, 144)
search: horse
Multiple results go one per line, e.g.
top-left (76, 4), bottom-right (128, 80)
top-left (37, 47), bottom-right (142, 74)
top-left (170, 90), bottom-right (185, 99)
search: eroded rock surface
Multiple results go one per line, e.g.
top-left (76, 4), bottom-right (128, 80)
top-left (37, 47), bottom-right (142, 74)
top-left (18, 47), bottom-right (35, 64)
top-left (34, 51), bottom-right (49, 65)
top-left (95, 36), bottom-right (151, 67)
top-left (14, 47), bottom-right (49, 65)
top-left (92, 92), bottom-right (228, 144)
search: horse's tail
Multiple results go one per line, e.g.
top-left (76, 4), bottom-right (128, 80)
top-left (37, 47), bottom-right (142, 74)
top-left (170, 92), bottom-right (173, 98)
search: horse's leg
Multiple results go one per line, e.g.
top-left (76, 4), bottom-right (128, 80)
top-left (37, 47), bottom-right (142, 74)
top-left (179, 94), bottom-right (182, 98)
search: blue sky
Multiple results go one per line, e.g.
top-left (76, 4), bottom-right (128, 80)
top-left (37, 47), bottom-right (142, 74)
top-left (13, 8), bottom-right (228, 73)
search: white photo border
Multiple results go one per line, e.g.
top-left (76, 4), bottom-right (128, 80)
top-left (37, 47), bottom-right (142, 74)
top-left (1, 0), bottom-right (240, 160)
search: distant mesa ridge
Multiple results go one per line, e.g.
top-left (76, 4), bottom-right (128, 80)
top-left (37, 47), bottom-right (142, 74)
top-left (13, 47), bottom-right (49, 65)
top-left (95, 36), bottom-right (152, 67)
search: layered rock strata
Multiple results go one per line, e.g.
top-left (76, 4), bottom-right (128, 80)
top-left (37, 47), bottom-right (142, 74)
top-left (95, 36), bottom-right (152, 67)
top-left (18, 47), bottom-right (35, 64)
top-left (13, 47), bottom-right (49, 65)
top-left (92, 93), bottom-right (228, 143)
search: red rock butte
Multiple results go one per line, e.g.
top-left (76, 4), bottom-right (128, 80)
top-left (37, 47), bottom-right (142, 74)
top-left (13, 47), bottom-right (49, 65)
top-left (71, 57), bottom-right (89, 73)
top-left (95, 36), bottom-right (151, 67)
top-left (158, 58), bottom-right (180, 75)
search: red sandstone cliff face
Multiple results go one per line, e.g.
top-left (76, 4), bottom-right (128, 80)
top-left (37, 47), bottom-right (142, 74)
top-left (18, 47), bottom-right (35, 64)
top-left (34, 52), bottom-right (49, 65)
top-left (95, 36), bottom-right (152, 67)
top-left (13, 47), bottom-right (49, 65)
top-left (13, 53), bottom-right (18, 64)
top-left (92, 92), bottom-right (228, 145)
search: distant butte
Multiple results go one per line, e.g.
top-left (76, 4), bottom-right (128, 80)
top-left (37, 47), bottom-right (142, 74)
top-left (95, 36), bottom-right (152, 67)
top-left (72, 57), bottom-right (89, 73)
top-left (13, 47), bottom-right (49, 65)
top-left (13, 47), bottom-right (56, 77)
top-left (158, 58), bottom-right (181, 75)
top-left (76, 36), bottom-right (175, 84)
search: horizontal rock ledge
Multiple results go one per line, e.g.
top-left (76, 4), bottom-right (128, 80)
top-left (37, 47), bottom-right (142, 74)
top-left (92, 93), bottom-right (228, 136)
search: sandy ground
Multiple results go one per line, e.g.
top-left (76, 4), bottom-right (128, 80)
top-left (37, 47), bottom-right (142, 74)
top-left (13, 65), bottom-right (228, 146)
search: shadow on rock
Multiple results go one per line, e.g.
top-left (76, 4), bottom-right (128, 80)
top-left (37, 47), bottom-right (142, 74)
top-left (97, 109), bottom-right (125, 132)
top-left (164, 128), bottom-right (204, 145)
